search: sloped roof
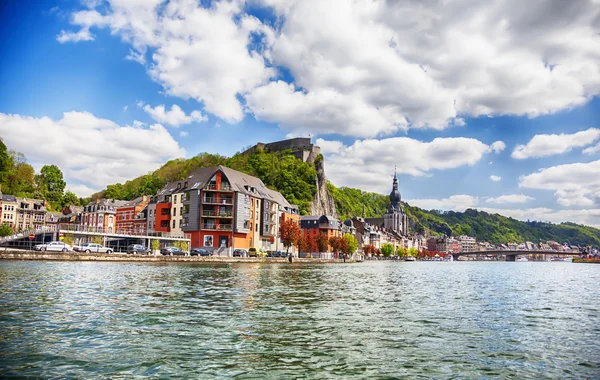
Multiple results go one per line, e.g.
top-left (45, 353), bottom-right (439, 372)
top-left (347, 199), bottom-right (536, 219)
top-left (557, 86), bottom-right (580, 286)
top-left (1, 194), bottom-right (17, 203)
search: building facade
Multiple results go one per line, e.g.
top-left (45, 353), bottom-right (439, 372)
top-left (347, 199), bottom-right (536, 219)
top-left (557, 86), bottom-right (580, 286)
top-left (300, 215), bottom-right (341, 252)
top-left (115, 196), bottom-right (150, 234)
top-left (147, 165), bottom-right (295, 251)
top-left (1, 195), bottom-right (17, 228)
top-left (81, 199), bottom-right (129, 233)
top-left (15, 198), bottom-right (47, 230)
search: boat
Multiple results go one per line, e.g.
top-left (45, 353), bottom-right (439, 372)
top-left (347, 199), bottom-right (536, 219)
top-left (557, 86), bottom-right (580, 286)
top-left (444, 255), bottom-right (453, 262)
top-left (404, 256), bottom-right (416, 262)
top-left (561, 257), bottom-right (573, 262)
top-left (516, 256), bottom-right (529, 262)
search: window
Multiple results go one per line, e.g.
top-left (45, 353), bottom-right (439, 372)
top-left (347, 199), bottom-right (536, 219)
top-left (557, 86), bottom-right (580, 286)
top-left (185, 192), bottom-right (191, 201)
top-left (180, 206), bottom-right (183, 215)
top-left (184, 181), bottom-right (188, 188)
top-left (172, 220), bottom-right (175, 228)
top-left (174, 195), bottom-right (177, 203)
top-left (173, 207), bottom-right (177, 216)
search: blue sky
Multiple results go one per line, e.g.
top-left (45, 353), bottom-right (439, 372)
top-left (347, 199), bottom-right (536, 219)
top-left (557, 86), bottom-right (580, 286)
top-left (1, 0), bottom-right (600, 226)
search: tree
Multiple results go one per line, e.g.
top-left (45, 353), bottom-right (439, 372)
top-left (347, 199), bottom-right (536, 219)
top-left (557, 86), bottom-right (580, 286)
top-left (62, 233), bottom-right (74, 247)
top-left (39, 165), bottom-right (66, 202)
top-left (316, 233), bottom-right (329, 253)
top-left (0, 223), bottom-right (13, 237)
top-left (91, 235), bottom-right (104, 245)
top-left (407, 247), bottom-right (419, 257)
top-left (328, 236), bottom-right (341, 256)
top-left (363, 244), bottom-right (375, 256)
top-left (280, 219), bottom-right (301, 253)
top-left (62, 191), bottom-right (80, 207)
top-left (0, 139), bottom-right (13, 183)
top-left (381, 243), bottom-right (394, 257)
top-left (339, 236), bottom-right (350, 255)
top-left (306, 234), bottom-right (319, 254)
top-left (343, 233), bottom-right (358, 255)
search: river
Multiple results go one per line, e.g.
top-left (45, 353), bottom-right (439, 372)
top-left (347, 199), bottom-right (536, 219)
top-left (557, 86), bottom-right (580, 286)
top-left (0, 261), bottom-right (598, 378)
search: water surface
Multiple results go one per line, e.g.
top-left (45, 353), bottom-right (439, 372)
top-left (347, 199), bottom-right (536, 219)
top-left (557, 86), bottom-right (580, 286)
top-left (1, 261), bottom-right (599, 378)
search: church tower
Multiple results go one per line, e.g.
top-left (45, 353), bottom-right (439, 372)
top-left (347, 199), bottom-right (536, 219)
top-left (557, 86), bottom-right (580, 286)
top-left (384, 167), bottom-right (408, 235)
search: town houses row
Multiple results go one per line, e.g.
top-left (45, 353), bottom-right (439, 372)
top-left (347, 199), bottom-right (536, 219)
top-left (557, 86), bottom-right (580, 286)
top-left (0, 165), bottom-right (583, 254)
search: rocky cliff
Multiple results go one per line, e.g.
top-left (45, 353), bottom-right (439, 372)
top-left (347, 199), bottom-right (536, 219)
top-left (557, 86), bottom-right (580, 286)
top-left (309, 157), bottom-right (337, 217)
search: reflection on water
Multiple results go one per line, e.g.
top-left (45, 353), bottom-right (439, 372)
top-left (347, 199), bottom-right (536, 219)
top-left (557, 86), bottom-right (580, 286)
top-left (0, 261), bottom-right (598, 378)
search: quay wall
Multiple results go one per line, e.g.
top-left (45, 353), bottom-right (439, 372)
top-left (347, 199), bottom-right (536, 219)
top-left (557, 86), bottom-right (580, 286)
top-left (0, 250), bottom-right (353, 264)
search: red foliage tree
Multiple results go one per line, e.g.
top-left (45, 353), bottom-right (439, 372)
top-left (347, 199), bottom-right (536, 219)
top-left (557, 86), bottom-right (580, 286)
top-left (307, 234), bottom-right (319, 254)
top-left (280, 219), bottom-right (301, 254)
top-left (328, 236), bottom-right (341, 257)
top-left (314, 233), bottom-right (328, 253)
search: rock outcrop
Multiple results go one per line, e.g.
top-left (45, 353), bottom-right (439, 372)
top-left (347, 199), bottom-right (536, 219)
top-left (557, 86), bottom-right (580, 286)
top-left (309, 156), bottom-right (337, 217)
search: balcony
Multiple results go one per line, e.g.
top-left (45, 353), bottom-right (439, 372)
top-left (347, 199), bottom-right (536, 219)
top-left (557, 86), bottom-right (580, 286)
top-left (201, 210), bottom-right (233, 218)
top-left (204, 184), bottom-right (233, 192)
top-left (202, 197), bottom-right (233, 205)
top-left (202, 224), bottom-right (232, 231)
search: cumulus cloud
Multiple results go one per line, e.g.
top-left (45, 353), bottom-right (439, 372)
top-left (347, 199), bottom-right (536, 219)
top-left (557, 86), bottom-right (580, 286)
top-left (179, 131), bottom-right (189, 137)
top-left (56, 28), bottom-right (94, 43)
top-left (60, 0), bottom-right (600, 137)
top-left (489, 141), bottom-right (506, 154)
top-left (0, 111), bottom-right (185, 194)
top-left (315, 138), bottom-right (344, 155)
top-left (66, 183), bottom-right (99, 198)
top-left (407, 195), bottom-right (479, 211)
top-left (322, 136), bottom-right (493, 192)
top-left (519, 160), bottom-right (600, 206)
top-left (486, 194), bottom-right (534, 204)
top-left (512, 128), bottom-right (600, 159)
top-left (583, 142), bottom-right (600, 155)
top-left (142, 104), bottom-right (207, 127)
top-left (490, 175), bottom-right (502, 182)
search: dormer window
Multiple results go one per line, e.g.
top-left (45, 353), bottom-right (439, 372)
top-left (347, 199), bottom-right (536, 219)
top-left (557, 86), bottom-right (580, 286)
top-left (184, 182), bottom-right (188, 188)
top-left (177, 183), bottom-right (181, 189)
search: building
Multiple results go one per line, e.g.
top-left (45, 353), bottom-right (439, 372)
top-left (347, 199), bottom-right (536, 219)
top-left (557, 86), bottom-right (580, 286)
top-left (148, 165), bottom-right (295, 251)
top-left (300, 215), bottom-right (341, 252)
top-left (1, 194), bottom-right (17, 228)
top-left (81, 199), bottom-right (129, 233)
top-left (458, 235), bottom-right (477, 252)
top-left (242, 137), bottom-right (321, 163)
top-left (384, 169), bottom-right (409, 236)
top-left (115, 196), bottom-right (151, 234)
top-left (16, 197), bottom-right (47, 230)
top-left (427, 236), bottom-right (459, 253)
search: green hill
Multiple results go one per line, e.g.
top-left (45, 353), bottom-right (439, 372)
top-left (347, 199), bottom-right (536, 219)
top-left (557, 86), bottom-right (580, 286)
top-left (93, 149), bottom-right (600, 247)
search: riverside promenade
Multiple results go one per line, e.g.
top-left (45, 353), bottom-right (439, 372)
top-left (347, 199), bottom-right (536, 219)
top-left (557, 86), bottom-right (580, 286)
top-left (0, 249), bottom-right (354, 264)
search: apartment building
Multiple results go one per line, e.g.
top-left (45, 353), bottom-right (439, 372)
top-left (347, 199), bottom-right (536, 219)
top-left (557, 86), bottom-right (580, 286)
top-left (115, 196), bottom-right (150, 234)
top-left (149, 165), bottom-right (295, 251)
top-left (16, 197), bottom-right (47, 230)
top-left (300, 215), bottom-right (341, 252)
top-left (81, 199), bottom-right (129, 233)
top-left (1, 194), bottom-right (17, 228)
top-left (458, 235), bottom-right (477, 252)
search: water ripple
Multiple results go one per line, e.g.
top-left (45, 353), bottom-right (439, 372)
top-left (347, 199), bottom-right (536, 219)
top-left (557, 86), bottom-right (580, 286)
top-left (0, 261), bottom-right (599, 378)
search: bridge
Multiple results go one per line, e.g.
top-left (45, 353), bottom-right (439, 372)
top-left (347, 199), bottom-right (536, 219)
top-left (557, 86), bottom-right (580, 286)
top-left (453, 250), bottom-right (578, 261)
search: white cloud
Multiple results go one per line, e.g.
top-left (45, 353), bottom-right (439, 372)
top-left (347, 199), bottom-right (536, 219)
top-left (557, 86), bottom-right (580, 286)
top-left (315, 138), bottom-right (344, 155)
top-left (66, 183), bottom-right (99, 198)
top-left (490, 175), bottom-right (502, 182)
top-left (0, 111), bottom-right (185, 192)
top-left (519, 160), bottom-right (600, 206)
top-left (486, 194), bottom-right (534, 204)
top-left (142, 104), bottom-right (207, 127)
top-left (125, 49), bottom-right (145, 65)
top-left (64, 1), bottom-right (274, 124)
top-left (61, 0), bottom-right (600, 137)
top-left (408, 195), bottom-right (479, 211)
top-left (123, 105), bottom-right (128, 111)
top-left (583, 142), bottom-right (600, 155)
top-left (179, 131), bottom-right (188, 137)
top-left (512, 128), bottom-right (600, 159)
top-left (56, 28), bottom-right (94, 43)
top-left (489, 141), bottom-right (506, 154)
top-left (323, 136), bottom-right (493, 192)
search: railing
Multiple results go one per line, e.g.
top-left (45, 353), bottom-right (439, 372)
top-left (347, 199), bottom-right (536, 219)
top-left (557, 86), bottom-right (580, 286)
top-left (55, 224), bottom-right (190, 240)
top-left (204, 184), bottom-right (233, 191)
top-left (201, 210), bottom-right (233, 217)
top-left (201, 224), bottom-right (232, 231)
top-left (202, 197), bottom-right (233, 205)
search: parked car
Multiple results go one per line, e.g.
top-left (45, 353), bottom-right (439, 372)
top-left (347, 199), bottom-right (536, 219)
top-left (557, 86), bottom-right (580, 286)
top-left (74, 243), bottom-right (113, 254)
top-left (191, 248), bottom-right (212, 256)
top-left (233, 249), bottom-right (247, 257)
top-left (34, 241), bottom-right (72, 252)
top-left (127, 244), bottom-right (151, 254)
top-left (160, 247), bottom-right (188, 256)
top-left (248, 247), bottom-right (258, 257)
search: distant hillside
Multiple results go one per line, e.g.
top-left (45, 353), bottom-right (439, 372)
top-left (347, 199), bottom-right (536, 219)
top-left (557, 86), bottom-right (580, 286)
top-left (94, 149), bottom-right (600, 246)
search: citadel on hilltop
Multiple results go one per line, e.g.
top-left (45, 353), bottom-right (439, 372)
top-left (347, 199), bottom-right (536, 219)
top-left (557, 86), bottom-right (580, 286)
top-left (242, 137), bottom-right (321, 163)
